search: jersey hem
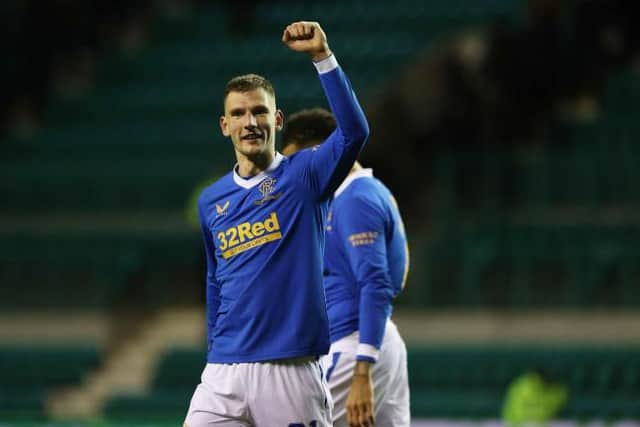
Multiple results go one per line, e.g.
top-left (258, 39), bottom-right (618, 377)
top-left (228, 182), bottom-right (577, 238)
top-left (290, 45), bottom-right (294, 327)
top-left (207, 347), bottom-right (326, 364)
top-left (329, 325), bottom-right (358, 344)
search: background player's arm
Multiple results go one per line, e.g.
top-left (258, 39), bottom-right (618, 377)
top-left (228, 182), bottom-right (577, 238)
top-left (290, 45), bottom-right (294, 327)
top-left (283, 22), bottom-right (369, 199)
top-left (340, 195), bottom-right (393, 359)
top-left (198, 200), bottom-right (221, 348)
top-left (338, 195), bottom-right (394, 426)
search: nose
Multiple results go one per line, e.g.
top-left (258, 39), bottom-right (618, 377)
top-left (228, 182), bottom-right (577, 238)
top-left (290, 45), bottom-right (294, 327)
top-left (245, 113), bottom-right (258, 127)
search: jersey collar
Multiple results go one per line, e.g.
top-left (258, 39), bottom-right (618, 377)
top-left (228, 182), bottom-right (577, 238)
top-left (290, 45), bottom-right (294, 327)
top-left (334, 168), bottom-right (373, 198)
top-left (233, 152), bottom-right (284, 189)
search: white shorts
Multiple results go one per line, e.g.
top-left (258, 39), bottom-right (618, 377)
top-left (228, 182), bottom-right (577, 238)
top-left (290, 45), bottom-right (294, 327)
top-left (320, 320), bottom-right (410, 427)
top-left (184, 356), bottom-right (333, 427)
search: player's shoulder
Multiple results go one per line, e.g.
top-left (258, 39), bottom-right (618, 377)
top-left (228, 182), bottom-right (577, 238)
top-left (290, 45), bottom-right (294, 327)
top-left (282, 145), bottom-right (318, 164)
top-left (277, 147), bottom-right (322, 180)
top-left (342, 171), bottom-right (384, 198)
top-left (198, 171), bottom-right (235, 205)
top-left (342, 173), bottom-right (398, 212)
top-left (336, 176), bottom-right (377, 208)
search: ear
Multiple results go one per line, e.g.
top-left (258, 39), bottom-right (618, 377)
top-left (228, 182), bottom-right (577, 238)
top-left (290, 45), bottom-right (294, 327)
top-left (219, 115), bottom-right (229, 137)
top-left (275, 109), bottom-right (284, 131)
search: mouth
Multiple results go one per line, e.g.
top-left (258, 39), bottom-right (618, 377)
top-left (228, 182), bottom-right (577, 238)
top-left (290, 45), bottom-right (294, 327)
top-left (241, 132), bottom-right (264, 142)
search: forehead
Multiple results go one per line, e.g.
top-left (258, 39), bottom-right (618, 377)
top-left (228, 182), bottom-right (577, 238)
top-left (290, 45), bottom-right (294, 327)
top-left (224, 88), bottom-right (275, 112)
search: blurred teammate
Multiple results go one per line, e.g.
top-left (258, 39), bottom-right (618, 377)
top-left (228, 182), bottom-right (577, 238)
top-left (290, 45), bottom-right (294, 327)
top-left (282, 109), bottom-right (410, 427)
top-left (184, 22), bottom-right (369, 427)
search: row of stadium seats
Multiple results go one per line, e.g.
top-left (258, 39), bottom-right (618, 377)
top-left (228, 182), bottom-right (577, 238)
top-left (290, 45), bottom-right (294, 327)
top-left (410, 390), bottom-right (640, 419)
top-left (102, 345), bottom-right (640, 420)
top-left (97, 31), bottom-right (424, 81)
top-left (605, 69), bottom-right (640, 113)
top-left (44, 77), bottom-right (328, 126)
top-left (0, 140), bottom-right (224, 212)
top-left (431, 117), bottom-right (640, 212)
top-left (143, 0), bottom-right (523, 46)
top-left (406, 223), bottom-right (640, 307)
top-left (408, 347), bottom-right (640, 392)
top-left (0, 232), bottom-right (201, 308)
top-left (0, 346), bottom-right (101, 419)
top-left (249, 0), bottom-right (524, 37)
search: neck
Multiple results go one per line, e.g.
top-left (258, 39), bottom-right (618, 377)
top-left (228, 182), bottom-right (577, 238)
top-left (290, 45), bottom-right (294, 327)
top-left (236, 150), bottom-right (275, 177)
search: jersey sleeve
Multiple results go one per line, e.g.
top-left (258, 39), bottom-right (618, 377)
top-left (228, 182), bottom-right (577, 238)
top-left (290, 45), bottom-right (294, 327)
top-left (337, 194), bottom-right (393, 363)
top-left (297, 56), bottom-right (370, 200)
top-left (198, 199), bottom-right (221, 350)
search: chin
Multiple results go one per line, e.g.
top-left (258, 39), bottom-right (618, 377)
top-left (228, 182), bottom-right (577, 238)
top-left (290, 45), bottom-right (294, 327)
top-left (241, 147), bottom-right (268, 158)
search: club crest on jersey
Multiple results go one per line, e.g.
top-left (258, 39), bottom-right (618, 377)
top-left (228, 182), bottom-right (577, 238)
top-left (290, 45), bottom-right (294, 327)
top-left (255, 177), bottom-right (283, 205)
top-left (216, 201), bottom-right (230, 217)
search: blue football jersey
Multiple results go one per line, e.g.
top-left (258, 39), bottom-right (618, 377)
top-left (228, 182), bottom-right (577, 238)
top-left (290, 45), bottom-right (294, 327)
top-left (198, 57), bottom-right (369, 363)
top-left (323, 169), bottom-right (409, 361)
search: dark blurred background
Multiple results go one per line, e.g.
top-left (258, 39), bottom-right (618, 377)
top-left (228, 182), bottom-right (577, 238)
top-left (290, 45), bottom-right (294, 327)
top-left (1, 0), bottom-right (639, 424)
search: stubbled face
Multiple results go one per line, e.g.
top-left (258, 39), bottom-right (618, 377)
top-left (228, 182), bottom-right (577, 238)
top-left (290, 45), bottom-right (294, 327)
top-left (220, 88), bottom-right (283, 160)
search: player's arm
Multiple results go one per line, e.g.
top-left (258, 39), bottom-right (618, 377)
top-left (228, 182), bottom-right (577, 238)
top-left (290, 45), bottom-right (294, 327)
top-left (341, 195), bottom-right (393, 360)
top-left (282, 22), bottom-right (370, 199)
top-left (339, 195), bottom-right (394, 427)
top-left (198, 198), bottom-right (221, 349)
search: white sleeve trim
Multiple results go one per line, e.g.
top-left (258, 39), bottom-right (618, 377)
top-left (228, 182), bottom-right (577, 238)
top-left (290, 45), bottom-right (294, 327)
top-left (313, 54), bottom-right (339, 74)
top-left (356, 343), bottom-right (380, 361)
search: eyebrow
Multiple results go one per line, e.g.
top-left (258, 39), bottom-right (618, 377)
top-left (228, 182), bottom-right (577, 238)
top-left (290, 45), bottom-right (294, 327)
top-left (228, 105), bottom-right (270, 115)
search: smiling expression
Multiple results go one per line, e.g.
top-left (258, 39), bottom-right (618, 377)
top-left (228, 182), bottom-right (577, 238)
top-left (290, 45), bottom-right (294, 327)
top-left (220, 88), bottom-right (284, 160)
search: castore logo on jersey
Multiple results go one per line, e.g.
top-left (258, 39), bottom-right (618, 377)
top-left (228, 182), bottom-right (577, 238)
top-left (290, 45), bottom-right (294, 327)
top-left (216, 201), bottom-right (230, 217)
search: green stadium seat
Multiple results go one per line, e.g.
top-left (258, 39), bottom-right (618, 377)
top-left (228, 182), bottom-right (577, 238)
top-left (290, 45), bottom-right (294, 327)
top-left (605, 69), bottom-right (640, 113)
top-left (147, 4), bottom-right (228, 44)
top-left (411, 390), bottom-right (502, 418)
top-left (151, 348), bottom-right (205, 390)
top-left (0, 346), bottom-right (101, 418)
top-left (0, 387), bottom-right (46, 420)
top-left (104, 390), bottom-right (191, 419)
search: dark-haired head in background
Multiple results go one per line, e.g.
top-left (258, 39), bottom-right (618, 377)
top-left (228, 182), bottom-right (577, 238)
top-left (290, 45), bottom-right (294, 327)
top-left (281, 107), bottom-right (337, 155)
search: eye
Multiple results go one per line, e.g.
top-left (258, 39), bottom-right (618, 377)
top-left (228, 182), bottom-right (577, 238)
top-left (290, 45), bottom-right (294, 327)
top-left (252, 107), bottom-right (269, 116)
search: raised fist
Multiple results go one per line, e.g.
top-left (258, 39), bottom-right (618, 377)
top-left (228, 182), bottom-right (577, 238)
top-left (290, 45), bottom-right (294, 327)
top-left (282, 21), bottom-right (332, 62)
